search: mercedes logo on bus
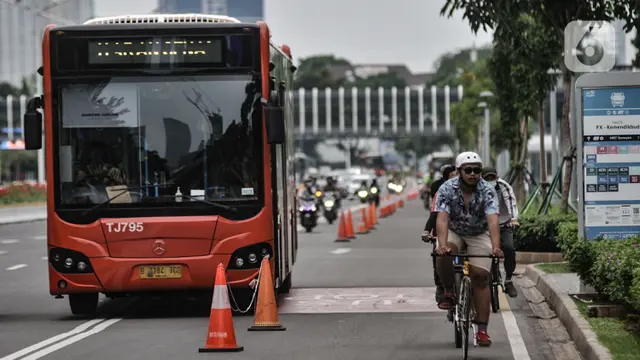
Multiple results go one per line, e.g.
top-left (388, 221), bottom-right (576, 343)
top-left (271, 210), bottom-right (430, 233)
top-left (152, 240), bottom-right (166, 256)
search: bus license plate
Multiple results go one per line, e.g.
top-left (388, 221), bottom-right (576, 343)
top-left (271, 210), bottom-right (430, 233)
top-left (139, 265), bottom-right (182, 279)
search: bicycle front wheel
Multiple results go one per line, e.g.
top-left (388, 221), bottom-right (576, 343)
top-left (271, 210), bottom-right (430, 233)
top-left (459, 276), bottom-right (472, 360)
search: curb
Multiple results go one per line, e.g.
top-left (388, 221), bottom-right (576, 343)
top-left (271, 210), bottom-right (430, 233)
top-left (524, 264), bottom-right (612, 360)
top-left (516, 251), bottom-right (564, 264)
top-left (0, 215), bottom-right (47, 226)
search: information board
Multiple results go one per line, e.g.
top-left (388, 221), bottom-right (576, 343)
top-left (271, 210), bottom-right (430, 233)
top-left (581, 85), bottom-right (640, 239)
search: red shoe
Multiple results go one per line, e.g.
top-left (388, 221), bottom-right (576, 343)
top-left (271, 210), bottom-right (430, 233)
top-left (476, 330), bottom-right (492, 347)
top-left (437, 292), bottom-right (454, 310)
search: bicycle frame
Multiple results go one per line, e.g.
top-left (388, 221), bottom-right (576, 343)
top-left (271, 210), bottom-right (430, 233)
top-left (432, 252), bottom-right (501, 358)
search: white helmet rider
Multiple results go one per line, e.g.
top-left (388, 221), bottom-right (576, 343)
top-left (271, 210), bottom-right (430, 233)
top-left (455, 151), bottom-right (483, 168)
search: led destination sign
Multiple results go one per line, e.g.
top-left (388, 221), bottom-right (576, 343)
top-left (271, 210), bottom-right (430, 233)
top-left (87, 37), bottom-right (225, 65)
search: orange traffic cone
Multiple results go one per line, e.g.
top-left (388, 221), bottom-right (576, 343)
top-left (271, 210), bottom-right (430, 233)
top-left (335, 212), bottom-right (349, 242)
top-left (346, 210), bottom-right (356, 239)
top-left (356, 208), bottom-right (369, 234)
top-left (248, 257), bottom-right (286, 331)
top-left (199, 264), bottom-right (243, 353)
top-left (368, 204), bottom-right (375, 230)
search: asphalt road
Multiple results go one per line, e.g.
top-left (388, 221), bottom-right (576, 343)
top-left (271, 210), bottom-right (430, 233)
top-left (0, 195), bottom-right (558, 360)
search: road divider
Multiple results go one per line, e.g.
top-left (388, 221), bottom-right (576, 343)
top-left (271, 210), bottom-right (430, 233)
top-left (334, 190), bottom-right (419, 243)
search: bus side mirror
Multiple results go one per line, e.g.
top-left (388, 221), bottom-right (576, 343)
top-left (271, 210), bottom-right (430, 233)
top-left (24, 111), bottom-right (43, 150)
top-left (265, 103), bottom-right (285, 145)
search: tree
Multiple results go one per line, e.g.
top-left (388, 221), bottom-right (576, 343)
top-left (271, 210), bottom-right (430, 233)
top-left (293, 55), bottom-right (351, 89)
top-left (441, 0), bottom-right (638, 212)
top-left (632, 29), bottom-right (640, 68)
top-left (428, 46), bottom-right (493, 87)
top-left (354, 72), bottom-right (407, 88)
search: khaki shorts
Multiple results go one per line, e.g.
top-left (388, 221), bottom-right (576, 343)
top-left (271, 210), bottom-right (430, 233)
top-left (447, 229), bottom-right (492, 273)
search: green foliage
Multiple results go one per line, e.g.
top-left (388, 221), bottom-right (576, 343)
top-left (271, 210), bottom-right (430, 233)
top-left (293, 55), bottom-right (407, 89)
top-left (557, 225), bottom-right (640, 312)
top-left (448, 58), bottom-right (495, 150)
top-left (513, 212), bottom-right (577, 252)
top-left (427, 46), bottom-right (493, 87)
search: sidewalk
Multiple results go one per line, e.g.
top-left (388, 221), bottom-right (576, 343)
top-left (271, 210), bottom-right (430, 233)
top-left (0, 204), bottom-right (47, 225)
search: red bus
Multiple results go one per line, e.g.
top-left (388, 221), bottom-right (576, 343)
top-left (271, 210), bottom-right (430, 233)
top-left (23, 14), bottom-right (298, 315)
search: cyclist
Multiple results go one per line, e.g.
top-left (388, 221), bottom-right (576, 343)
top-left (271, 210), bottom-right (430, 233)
top-left (421, 164), bottom-right (457, 303)
top-left (434, 151), bottom-right (503, 347)
top-left (482, 166), bottom-right (519, 298)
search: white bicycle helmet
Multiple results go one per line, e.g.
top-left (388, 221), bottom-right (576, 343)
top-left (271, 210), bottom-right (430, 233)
top-left (455, 151), bottom-right (483, 168)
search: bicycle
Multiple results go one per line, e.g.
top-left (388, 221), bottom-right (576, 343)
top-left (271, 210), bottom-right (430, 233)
top-left (421, 232), bottom-right (502, 313)
top-left (431, 252), bottom-right (501, 360)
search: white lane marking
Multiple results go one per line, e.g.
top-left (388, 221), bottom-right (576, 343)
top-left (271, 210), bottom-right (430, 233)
top-left (0, 250), bottom-right (7, 255)
top-left (499, 292), bottom-right (532, 360)
top-left (33, 235), bottom-right (47, 240)
top-left (0, 239), bottom-right (19, 244)
top-left (20, 318), bottom-right (123, 360)
top-left (0, 319), bottom-right (106, 360)
top-left (330, 248), bottom-right (351, 255)
top-left (6, 264), bottom-right (27, 271)
top-left (41, 256), bottom-right (48, 260)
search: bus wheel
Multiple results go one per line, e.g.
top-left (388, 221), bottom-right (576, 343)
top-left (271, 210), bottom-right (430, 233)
top-left (69, 293), bottom-right (98, 316)
top-left (278, 273), bottom-right (292, 294)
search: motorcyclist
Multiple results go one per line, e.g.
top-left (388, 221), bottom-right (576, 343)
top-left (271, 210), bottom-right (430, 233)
top-left (299, 177), bottom-right (317, 199)
top-left (369, 179), bottom-right (381, 206)
top-left (323, 176), bottom-right (341, 208)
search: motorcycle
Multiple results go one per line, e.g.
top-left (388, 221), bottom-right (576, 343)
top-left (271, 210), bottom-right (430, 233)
top-left (299, 198), bottom-right (318, 232)
top-left (368, 186), bottom-right (380, 207)
top-left (356, 188), bottom-right (369, 203)
top-left (322, 192), bottom-right (338, 224)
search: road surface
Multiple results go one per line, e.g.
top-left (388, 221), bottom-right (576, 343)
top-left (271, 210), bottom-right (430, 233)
top-left (0, 197), bottom-right (559, 360)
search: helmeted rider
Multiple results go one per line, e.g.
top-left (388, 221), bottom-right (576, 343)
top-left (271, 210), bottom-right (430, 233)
top-left (482, 166), bottom-right (519, 298)
top-left (434, 151), bottom-right (503, 347)
top-left (323, 176), bottom-right (341, 207)
top-left (299, 177), bottom-right (317, 199)
top-left (421, 163), bottom-right (457, 302)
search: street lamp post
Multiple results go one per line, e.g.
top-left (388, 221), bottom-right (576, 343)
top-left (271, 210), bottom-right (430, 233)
top-left (477, 90), bottom-right (494, 163)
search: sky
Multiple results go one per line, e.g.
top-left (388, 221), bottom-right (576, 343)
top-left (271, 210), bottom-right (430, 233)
top-left (93, 0), bottom-right (494, 73)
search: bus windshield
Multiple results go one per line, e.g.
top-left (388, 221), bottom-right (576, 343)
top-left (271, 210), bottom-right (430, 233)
top-left (55, 74), bottom-right (263, 207)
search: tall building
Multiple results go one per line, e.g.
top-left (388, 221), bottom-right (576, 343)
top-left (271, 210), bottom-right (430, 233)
top-left (0, 0), bottom-right (95, 86)
top-left (156, 0), bottom-right (264, 23)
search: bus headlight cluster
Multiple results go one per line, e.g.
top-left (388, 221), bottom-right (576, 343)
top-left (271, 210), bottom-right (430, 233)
top-left (229, 242), bottom-right (273, 270)
top-left (49, 247), bottom-right (94, 274)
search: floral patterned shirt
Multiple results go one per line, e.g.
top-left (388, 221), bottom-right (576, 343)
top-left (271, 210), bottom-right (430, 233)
top-left (435, 177), bottom-right (499, 236)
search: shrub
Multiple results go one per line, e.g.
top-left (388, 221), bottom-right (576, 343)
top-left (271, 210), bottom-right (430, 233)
top-left (557, 224), bottom-right (640, 312)
top-left (513, 212), bottom-right (577, 252)
top-left (0, 182), bottom-right (46, 205)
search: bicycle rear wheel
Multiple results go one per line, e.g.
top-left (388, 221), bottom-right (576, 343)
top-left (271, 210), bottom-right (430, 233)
top-left (453, 272), bottom-right (462, 348)
top-left (459, 276), bottom-right (472, 360)
top-left (490, 263), bottom-right (500, 313)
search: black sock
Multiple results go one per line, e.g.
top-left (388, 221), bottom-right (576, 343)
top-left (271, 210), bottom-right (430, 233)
top-left (477, 322), bottom-right (488, 332)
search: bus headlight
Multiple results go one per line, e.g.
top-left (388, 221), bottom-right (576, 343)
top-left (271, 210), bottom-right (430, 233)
top-left (49, 247), bottom-right (94, 274)
top-left (229, 243), bottom-right (273, 270)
